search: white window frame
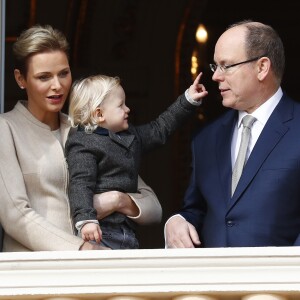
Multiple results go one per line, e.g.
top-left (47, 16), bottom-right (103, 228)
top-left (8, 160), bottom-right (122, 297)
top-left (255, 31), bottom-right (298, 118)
top-left (0, 0), bottom-right (5, 113)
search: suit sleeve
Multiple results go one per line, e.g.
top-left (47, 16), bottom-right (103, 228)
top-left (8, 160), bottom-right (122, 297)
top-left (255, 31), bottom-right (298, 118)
top-left (293, 235), bottom-right (300, 246)
top-left (176, 137), bottom-right (207, 232)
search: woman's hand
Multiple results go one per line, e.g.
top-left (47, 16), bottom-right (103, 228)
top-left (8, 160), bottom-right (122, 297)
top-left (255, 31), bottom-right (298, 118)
top-left (93, 191), bottom-right (139, 220)
top-left (79, 241), bottom-right (111, 250)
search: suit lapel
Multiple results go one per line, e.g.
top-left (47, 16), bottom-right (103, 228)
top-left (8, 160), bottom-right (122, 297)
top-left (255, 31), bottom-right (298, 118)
top-left (216, 111), bottom-right (238, 200)
top-left (230, 94), bottom-right (293, 208)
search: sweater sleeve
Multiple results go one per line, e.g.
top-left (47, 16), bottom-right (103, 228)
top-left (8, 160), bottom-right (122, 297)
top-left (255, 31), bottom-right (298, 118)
top-left (127, 175), bottom-right (162, 224)
top-left (134, 93), bottom-right (198, 152)
top-left (65, 132), bottom-right (99, 224)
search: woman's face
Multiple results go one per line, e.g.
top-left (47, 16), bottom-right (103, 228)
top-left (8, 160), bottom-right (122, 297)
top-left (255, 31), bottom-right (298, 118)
top-left (15, 50), bottom-right (72, 121)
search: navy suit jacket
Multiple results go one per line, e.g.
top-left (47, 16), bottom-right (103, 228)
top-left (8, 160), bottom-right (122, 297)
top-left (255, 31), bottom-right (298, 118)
top-left (180, 93), bottom-right (300, 247)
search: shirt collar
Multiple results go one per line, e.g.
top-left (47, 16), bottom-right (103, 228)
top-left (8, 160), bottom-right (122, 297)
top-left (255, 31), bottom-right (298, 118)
top-left (237, 87), bottom-right (283, 128)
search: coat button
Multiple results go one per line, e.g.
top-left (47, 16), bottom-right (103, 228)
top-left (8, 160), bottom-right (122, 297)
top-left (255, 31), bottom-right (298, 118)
top-left (227, 220), bottom-right (234, 227)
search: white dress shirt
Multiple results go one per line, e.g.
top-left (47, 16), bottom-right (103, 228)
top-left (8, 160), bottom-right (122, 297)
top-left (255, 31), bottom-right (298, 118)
top-left (231, 87), bottom-right (283, 168)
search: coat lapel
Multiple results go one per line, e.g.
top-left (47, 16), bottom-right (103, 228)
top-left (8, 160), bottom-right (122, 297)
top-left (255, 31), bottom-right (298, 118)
top-left (93, 127), bottom-right (135, 149)
top-left (109, 131), bottom-right (135, 149)
top-left (230, 94), bottom-right (293, 208)
top-left (59, 112), bottom-right (72, 148)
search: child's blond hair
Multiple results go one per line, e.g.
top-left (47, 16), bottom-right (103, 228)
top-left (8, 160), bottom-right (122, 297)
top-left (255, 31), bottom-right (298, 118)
top-left (68, 74), bottom-right (120, 133)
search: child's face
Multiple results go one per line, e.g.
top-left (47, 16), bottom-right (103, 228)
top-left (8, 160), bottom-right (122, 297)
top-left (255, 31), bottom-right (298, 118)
top-left (100, 85), bottom-right (130, 132)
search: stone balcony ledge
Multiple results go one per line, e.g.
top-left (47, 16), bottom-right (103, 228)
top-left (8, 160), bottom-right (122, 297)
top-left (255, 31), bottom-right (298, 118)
top-left (0, 246), bottom-right (300, 299)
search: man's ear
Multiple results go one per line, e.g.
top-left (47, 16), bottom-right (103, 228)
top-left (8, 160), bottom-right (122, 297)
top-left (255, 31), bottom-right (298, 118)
top-left (257, 57), bottom-right (270, 81)
top-left (14, 69), bottom-right (26, 89)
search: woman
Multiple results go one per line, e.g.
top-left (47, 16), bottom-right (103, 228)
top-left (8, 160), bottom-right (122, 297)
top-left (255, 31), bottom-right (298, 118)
top-left (0, 24), bottom-right (161, 252)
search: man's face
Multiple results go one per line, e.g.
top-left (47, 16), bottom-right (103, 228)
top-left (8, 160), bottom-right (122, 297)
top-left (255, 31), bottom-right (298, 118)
top-left (211, 26), bottom-right (261, 113)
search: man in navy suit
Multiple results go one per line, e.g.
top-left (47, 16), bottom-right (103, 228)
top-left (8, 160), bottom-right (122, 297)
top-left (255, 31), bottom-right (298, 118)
top-left (165, 20), bottom-right (300, 248)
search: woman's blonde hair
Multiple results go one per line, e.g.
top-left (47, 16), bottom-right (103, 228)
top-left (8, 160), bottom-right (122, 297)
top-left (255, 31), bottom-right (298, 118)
top-left (13, 24), bottom-right (69, 77)
top-left (68, 74), bottom-right (121, 133)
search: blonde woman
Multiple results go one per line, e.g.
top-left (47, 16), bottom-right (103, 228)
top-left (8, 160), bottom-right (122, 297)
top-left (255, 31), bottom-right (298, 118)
top-left (0, 25), bottom-right (162, 252)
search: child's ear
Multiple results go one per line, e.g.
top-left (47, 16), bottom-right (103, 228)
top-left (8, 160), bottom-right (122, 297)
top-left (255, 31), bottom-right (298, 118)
top-left (94, 107), bottom-right (105, 123)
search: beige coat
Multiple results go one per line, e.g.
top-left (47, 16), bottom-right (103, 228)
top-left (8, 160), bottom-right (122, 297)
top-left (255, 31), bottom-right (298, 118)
top-left (0, 101), bottom-right (161, 252)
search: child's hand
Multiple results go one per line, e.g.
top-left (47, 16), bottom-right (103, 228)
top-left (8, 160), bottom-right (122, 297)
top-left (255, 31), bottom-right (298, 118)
top-left (81, 222), bottom-right (102, 244)
top-left (188, 72), bottom-right (208, 102)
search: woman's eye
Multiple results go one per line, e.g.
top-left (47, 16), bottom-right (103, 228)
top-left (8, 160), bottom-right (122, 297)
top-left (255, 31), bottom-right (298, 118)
top-left (59, 70), bottom-right (70, 78)
top-left (38, 75), bottom-right (50, 81)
